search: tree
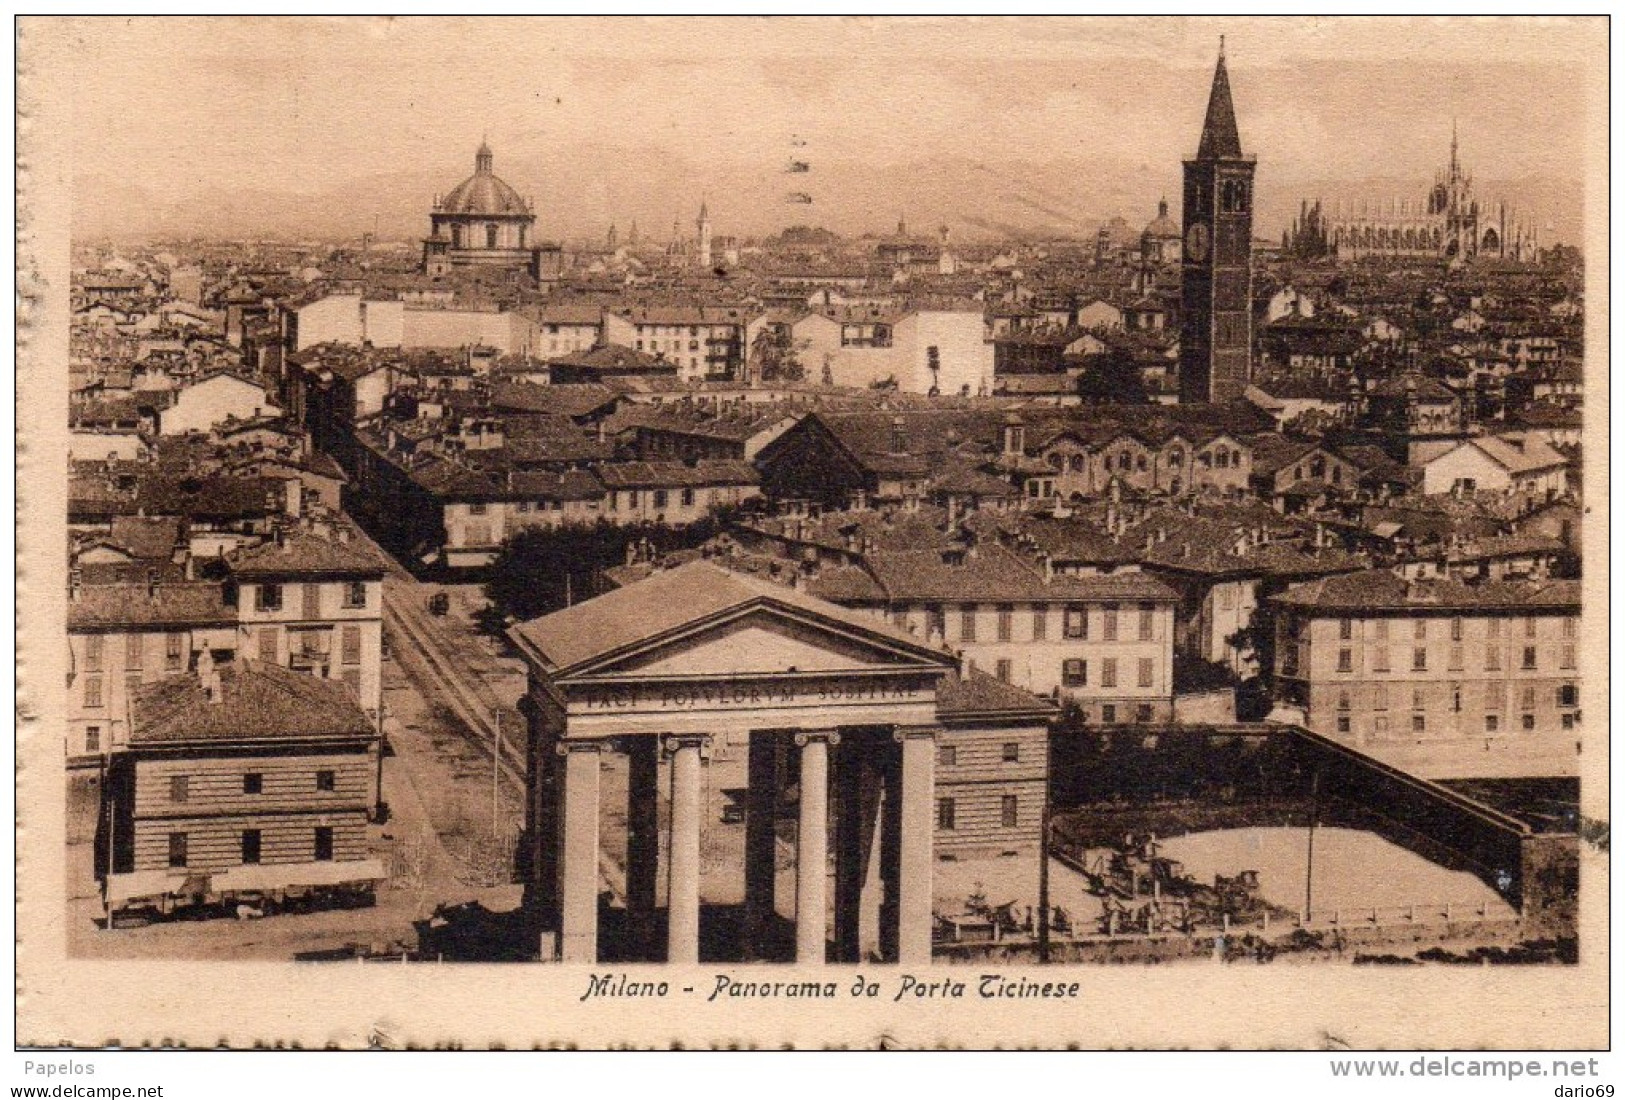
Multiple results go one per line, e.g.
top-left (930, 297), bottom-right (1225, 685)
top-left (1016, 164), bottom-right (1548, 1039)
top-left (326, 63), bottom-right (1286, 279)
top-left (1076, 345), bottom-right (1148, 404)
top-left (483, 509), bottom-right (743, 624)
top-left (751, 326), bottom-right (805, 383)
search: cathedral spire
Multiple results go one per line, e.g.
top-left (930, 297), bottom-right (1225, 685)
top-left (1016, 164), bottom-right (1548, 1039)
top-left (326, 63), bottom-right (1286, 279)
top-left (1450, 118), bottom-right (1459, 176)
top-left (1196, 41), bottom-right (1244, 160)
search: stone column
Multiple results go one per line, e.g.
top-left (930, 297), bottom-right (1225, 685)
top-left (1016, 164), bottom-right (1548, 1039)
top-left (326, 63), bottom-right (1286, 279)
top-left (895, 725), bottom-right (940, 965)
top-left (557, 740), bottom-right (602, 963)
top-left (665, 734), bottom-right (708, 965)
top-left (795, 730), bottom-right (838, 965)
top-left (743, 730), bottom-right (780, 960)
top-left (877, 744), bottom-right (903, 963)
top-left (624, 736), bottom-right (660, 961)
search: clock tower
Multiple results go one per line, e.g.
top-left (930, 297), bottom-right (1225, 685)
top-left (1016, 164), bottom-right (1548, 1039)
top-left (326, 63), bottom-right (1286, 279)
top-left (1180, 41), bottom-right (1256, 405)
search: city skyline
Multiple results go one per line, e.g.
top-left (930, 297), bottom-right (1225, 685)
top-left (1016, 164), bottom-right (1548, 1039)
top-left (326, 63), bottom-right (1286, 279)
top-left (57, 17), bottom-right (1592, 244)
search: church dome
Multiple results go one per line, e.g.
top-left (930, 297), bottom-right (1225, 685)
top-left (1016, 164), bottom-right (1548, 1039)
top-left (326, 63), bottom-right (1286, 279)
top-left (1143, 198), bottom-right (1179, 240)
top-left (438, 144), bottom-right (531, 216)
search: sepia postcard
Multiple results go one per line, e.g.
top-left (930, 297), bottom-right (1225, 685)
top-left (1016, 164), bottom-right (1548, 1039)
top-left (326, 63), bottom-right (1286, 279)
top-left (15, 15), bottom-right (1610, 1052)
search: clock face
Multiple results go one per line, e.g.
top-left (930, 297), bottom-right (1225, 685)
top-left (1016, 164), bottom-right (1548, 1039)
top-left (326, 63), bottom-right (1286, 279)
top-left (1185, 222), bottom-right (1211, 263)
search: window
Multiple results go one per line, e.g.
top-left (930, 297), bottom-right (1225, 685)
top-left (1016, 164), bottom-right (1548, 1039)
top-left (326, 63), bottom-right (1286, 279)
top-left (468, 502), bottom-right (488, 516)
top-left (653, 489), bottom-right (668, 510)
top-left (1448, 645), bottom-right (1463, 671)
top-left (167, 832), bottom-right (188, 869)
top-left (937, 798), bottom-right (956, 831)
top-left (1219, 587), bottom-right (1236, 611)
top-left (1337, 690), bottom-right (1351, 711)
top-left (1337, 648), bottom-right (1353, 672)
top-left (84, 725), bottom-right (101, 752)
top-left (1373, 685), bottom-right (1388, 710)
top-left (255, 584), bottom-right (283, 612)
top-left (681, 488), bottom-right (695, 507)
top-left (996, 604), bottom-right (1014, 642)
top-left (1414, 620), bottom-right (1427, 641)
top-left (1486, 645), bottom-right (1501, 671)
top-left (1031, 608), bottom-right (1047, 641)
top-left (995, 659), bottom-right (1012, 684)
top-left (926, 605), bottom-right (945, 639)
top-left (170, 775), bottom-right (189, 803)
top-left (1522, 714), bottom-right (1536, 732)
top-left (125, 634), bottom-right (144, 670)
top-left (1103, 605), bottom-right (1119, 641)
top-left (1521, 686), bottom-right (1537, 709)
top-left (1374, 716), bottom-right (1389, 735)
top-left (258, 627), bottom-right (278, 663)
top-left (1062, 659), bottom-right (1087, 687)
top-left (314, 826), bottom-right (334, 862)
top-left (83, 674), bottom-right (103, 708)
top-left (1450, 618), bottom-right (1464, 642)
top-left (1562, 618), bottom-right (1577, 638)
top-left (317, 769), bottom-right (336, 792)
top-left (1338, 618), bottom-right (1353, 640)
top-left (1101, 704), bottom-right (1117, 724)
top-left (1135, 703), bottom-right (1154, 723)
top-left (1485, 715), bottom-right (1500, 733)
top-left (1372, 647), bottom-right (1389, 672)
top-left (1137, 658), bottom-right (1154, 688)
top-left (1560, 645), bottom-right (1576, 669)
top-left (1451, 685), bottom-right (1462, 712)
top-left (1525, 617), bottom-right (1538, 638)
top-left (241, 830), bottom-right (262, 865)
top-left (1101, 658), bottom-right (1118, 688)
top-left (1559, 683), bottom-right (1578, 708)
top-left (341, 625), bottom-right (361, 666)
top-left (302, 582), bottom-right (321, 618)
top-left (1139, 604), bottom-right (1155, 641)
top-left (342, 669), bottom-right (361, 700)
top-left (165, 632), bottom-right (184, 672)
top-left (1412, 647), bottom-right (1428, 671)
top-left (84, 634), bottom-right (104, 672)
top-left (1001, 742), bottom-right (1020, 763)
top-left (1372, 620), bottom-right (1389, 641)
top-left (1562, 713), bottom-right (1575, 730)
top-left (1336, 716), bottom-right (1351, 734)
top-left (1063, 606), bottom-right (1087, 639)
top-left (937, 745), bottom-right (957, 767)
top-left (1488, 618), bottom-right (1501, 638)
top-left (956, 607), bottom-right (977, 642)
top-left (342, 581), bottom-right (367, 609)
top-left (1412, 687), bottom-right (1427, 711)
top-left (243, 772), bottom-right (263, 795)
top-left (1412, 715), bottom-right (1426, 733)
top-left (1000, 795), bottom-right (1019, 829)
top-left (1522, 646), bottom-right (1538, 670)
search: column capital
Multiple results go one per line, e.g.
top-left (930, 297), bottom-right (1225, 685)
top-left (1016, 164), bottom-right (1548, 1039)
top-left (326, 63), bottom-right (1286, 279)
top-left (893, 724), bottom-right (942, 744)
top-left (555, 738), bottom-right (605, 757)
top-left (662, 733), bottom-right (712, 758)
top-left (793, 728), bottom-right (841, 748)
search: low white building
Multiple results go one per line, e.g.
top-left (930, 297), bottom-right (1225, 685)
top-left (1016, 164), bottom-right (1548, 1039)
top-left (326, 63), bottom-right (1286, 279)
top-left (1421, 433), bottom-right (1569, 497)
top-left (157, 373), bottom-right (281, 436)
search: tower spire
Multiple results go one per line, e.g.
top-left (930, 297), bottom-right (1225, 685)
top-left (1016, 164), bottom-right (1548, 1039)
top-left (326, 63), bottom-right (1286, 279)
top-left (1450, 119), bottom-right (1459, 177)
top-left (1197, 41), bottom-right (1244, 159)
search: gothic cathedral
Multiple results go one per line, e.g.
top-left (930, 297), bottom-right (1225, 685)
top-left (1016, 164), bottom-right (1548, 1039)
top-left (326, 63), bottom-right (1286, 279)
top-left (1179, 43), bottom-right (1256, 406)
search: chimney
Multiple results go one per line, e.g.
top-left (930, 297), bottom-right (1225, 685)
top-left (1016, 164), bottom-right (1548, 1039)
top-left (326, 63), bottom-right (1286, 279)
top-left (889, 416), bottom-right (906, 455)
top-left (69, 567), bottom-right (82, 601)
top-left (147, 567), bottom-right (160, 601)
top-left (1042, 554), bottom-right (1054, 583)
top-left (198, 649), bottom-right (222, 704)
top-left (958, 649), bottom-right (972, 679)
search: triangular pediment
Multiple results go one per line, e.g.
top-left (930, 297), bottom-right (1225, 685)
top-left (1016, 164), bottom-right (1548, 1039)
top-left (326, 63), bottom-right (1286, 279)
top-left (560, 602), bottom-right (951, 682)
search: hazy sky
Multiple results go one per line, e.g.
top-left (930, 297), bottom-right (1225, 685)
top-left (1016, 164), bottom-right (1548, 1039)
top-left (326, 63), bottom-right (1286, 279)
top-left (40, 16), bottom-right (1601, 239)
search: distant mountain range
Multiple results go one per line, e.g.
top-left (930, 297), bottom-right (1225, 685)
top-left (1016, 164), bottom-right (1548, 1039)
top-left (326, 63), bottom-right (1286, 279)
top-left (72, 146), bottom-right (1584, 250)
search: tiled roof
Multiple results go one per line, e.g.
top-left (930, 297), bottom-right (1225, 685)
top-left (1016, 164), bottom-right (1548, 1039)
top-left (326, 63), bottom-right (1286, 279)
top-left (1273, 573), bottom-right (1580, 613)
top-left (68, 581), bottom-right (234, 631)
top-left (936, 666), bottom-right (1057, 721)
top-left (227, 529), bottom-right (387, 578)
top-left (106, 516), bottom-right (184, 560)
top-left (596, 460), bottom-right (759, 489)
top-left (489, 381), bottom-right (621, 419)
top-left (129, 660), bottom-right (374, 745)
